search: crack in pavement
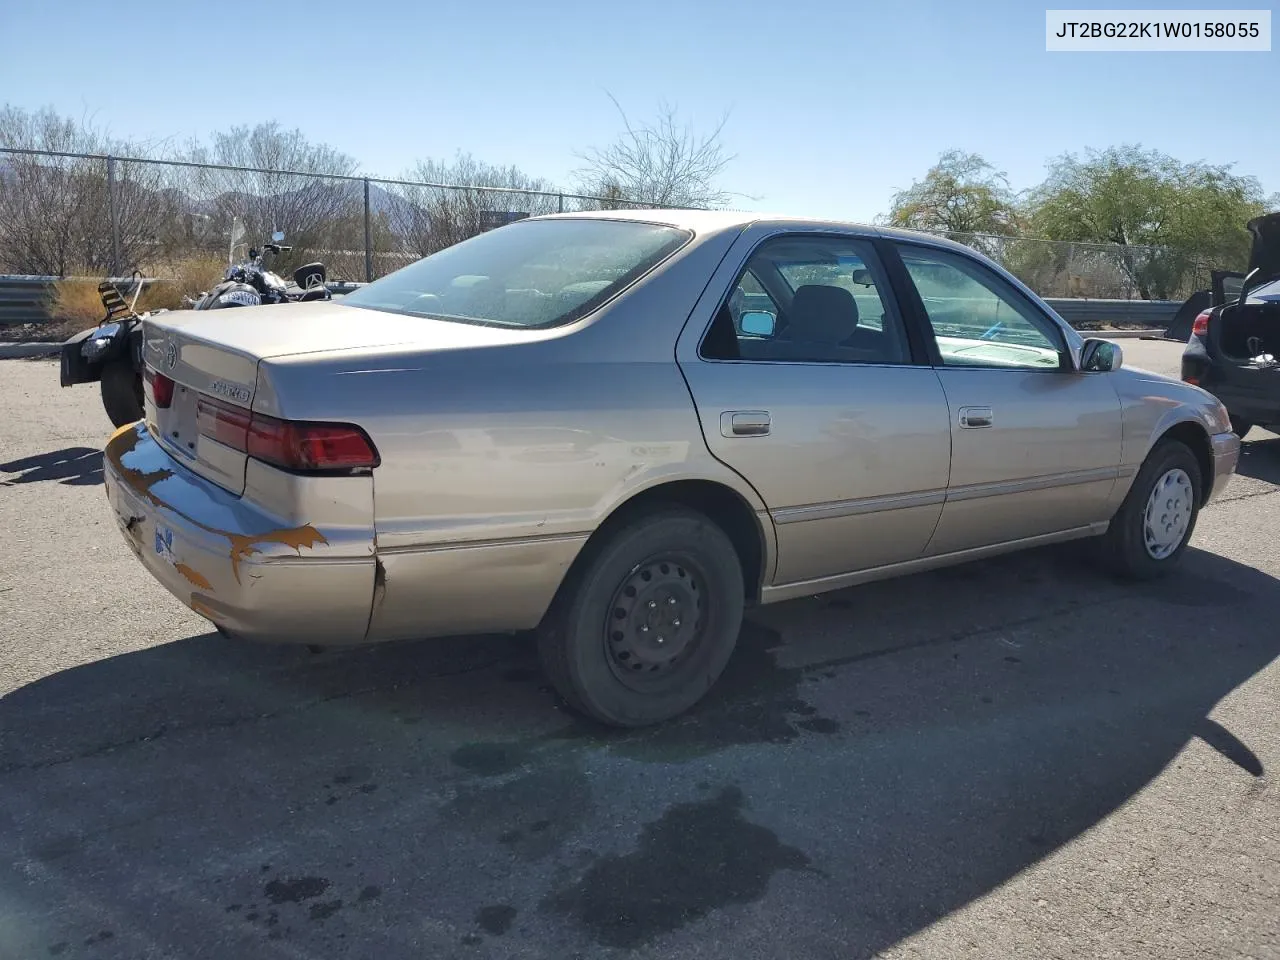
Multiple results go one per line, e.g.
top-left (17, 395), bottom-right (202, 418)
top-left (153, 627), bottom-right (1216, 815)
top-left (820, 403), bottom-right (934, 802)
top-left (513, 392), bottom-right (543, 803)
top-left (1216, 487), bottom-right (1280, 504)
top-left (800, 597), bottom-right (1108, 676)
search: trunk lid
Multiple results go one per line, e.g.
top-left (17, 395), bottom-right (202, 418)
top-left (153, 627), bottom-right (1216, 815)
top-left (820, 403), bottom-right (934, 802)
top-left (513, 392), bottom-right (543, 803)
top-left (1245, 212), bottom-right (1280, 291)
top-left (140, 300), bottom-right (546, 495)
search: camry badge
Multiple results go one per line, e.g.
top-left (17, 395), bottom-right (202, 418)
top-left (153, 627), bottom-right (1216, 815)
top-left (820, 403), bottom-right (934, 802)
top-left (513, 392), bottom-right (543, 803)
top-left (209, 379), bottom-right (252, 404)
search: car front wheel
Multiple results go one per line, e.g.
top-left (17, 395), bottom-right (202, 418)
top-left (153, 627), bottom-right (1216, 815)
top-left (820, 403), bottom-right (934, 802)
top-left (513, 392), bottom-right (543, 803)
top-left (1100, 439), bottom-right (1202, 580)
top-left (537, 507), bottom-right (745, 727)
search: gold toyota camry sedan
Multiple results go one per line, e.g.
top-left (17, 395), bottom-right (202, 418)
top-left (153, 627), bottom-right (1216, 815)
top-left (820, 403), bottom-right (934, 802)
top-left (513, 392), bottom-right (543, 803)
top-left (103, 210), bottom-right (1241, 726)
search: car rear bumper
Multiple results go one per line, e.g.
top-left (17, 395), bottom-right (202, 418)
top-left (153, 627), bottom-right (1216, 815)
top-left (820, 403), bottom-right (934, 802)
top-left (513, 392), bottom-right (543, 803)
top-left (103, 422), bottom-right (376, 644)
top-left (1208, 430), bottom-right (1240, 503)
top-left (1183, 356), bottom-right (1280, 426)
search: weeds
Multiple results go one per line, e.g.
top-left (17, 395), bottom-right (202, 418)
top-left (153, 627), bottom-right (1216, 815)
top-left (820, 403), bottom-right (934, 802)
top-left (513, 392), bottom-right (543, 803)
top-left (44, 256), bottom-right (226, 327)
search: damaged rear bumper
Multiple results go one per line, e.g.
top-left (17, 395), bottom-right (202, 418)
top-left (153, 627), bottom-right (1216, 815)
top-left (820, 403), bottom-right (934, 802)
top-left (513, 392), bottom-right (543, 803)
top-left (103, 422), bottom-right (376, 644)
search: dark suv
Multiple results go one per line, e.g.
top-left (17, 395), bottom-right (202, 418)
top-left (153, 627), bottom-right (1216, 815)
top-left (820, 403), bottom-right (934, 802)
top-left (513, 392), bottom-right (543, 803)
top-left (1181, 213), bottom-right (1280, 438)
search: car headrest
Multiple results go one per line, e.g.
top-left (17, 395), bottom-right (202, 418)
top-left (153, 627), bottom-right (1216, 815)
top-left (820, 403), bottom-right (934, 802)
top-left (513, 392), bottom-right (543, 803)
top-left (786, 285), bottom-right (860, 343)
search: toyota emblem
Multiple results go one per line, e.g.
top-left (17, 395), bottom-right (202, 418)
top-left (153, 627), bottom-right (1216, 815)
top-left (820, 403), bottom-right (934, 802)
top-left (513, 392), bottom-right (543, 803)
top-left (164, 340), bottom-right (178, 370)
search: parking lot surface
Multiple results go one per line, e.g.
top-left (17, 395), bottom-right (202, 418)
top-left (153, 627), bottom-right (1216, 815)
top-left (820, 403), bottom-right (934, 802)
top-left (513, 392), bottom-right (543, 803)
top-left (2, 340), bottom-right (1277, 960)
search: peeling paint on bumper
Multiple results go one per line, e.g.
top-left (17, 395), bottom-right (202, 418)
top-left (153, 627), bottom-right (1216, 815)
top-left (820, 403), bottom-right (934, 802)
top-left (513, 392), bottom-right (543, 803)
top-left (103, 422), bottom-right (376, 644)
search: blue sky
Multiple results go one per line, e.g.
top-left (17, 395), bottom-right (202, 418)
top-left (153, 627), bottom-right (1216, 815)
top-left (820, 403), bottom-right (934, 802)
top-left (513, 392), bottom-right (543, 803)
top-left (1, 0), bottom-right (1275, 221)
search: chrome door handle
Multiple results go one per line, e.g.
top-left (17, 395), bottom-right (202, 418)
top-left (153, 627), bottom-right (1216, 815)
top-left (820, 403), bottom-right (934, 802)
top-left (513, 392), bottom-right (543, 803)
top-left (958, 406), bottom-right (993, 429)
top-left (721, 411), bottom-right (771, 437)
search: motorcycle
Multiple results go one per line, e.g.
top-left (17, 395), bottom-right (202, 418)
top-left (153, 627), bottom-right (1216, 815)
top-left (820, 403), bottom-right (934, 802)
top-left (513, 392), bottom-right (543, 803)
top-left (188, 225), bottom-right (333, 311)
top-left (60, 222), bottom-right (336, 428)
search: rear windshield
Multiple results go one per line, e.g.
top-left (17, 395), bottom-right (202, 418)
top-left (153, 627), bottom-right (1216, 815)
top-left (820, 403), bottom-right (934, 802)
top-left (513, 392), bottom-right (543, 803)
top-left (340, 218), bottom-right (691, 328)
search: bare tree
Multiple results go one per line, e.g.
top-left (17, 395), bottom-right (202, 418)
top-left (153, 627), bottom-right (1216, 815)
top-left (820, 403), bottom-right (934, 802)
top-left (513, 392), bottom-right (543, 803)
top-left (0, 106), bottom-right (178, 275)
top-left (384, 152), bottom-right (560, 258)
top-left (183, 122), bottom-right (361, 268)
top-left (573, 96), bottom-right (736, 209)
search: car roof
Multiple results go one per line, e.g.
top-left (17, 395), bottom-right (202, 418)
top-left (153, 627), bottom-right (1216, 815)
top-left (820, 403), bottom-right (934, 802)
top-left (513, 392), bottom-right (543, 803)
top-left (530, 208), bottom-right (979, 255)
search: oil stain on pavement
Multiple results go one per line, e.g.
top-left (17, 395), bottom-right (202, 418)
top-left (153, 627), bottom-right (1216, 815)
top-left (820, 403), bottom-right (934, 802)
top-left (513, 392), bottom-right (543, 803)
top-left (542, 784), bottom-right (812, 950)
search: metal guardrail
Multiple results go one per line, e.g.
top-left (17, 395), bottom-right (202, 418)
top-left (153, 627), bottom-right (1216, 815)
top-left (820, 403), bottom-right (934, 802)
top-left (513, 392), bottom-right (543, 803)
top-left (0, 276), bottom-right (55, 327)
top-left (0, 275), bottom-right (158, 328)
top-left (1043, 297), bottom-right (1181, 329)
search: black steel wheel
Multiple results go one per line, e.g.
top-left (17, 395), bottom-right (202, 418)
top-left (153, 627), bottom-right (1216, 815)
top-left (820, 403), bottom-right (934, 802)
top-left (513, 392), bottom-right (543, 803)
top-left (538, 507), bottom-right (744, 727)
top-left (604, 554), bottom-right (709, 690)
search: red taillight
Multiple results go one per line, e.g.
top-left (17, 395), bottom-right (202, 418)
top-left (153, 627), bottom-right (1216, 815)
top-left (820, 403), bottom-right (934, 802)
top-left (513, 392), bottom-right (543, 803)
top-left (144, 367), bottom-right (175, 408)
top-left (1191, 310), bottom-right (1211, 338)
top-left (195, 395), bottom-right (250, 449)
top-left (195, 395), bottom-right (379, 472)
top-left (247, 415), bottom-right (380, 471)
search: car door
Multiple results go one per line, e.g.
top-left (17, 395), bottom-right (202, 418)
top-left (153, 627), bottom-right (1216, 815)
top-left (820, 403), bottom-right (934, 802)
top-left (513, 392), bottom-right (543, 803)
top-left (889, 241), bottom-right (1124, 556)
top-left (676, 227), bottom-right (953, 587)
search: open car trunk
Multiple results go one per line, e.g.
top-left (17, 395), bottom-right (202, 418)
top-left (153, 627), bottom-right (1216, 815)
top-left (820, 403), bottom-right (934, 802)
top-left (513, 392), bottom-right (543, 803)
top-left (1216, 297), bottom-right (1280, 365)
top-left (1215, 212), bottom-right (1280, 368)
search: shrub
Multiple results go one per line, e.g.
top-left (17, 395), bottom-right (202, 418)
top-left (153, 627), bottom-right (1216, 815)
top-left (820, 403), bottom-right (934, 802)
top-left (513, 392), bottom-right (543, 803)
top-left (45, 256), bottom-right (227, 328)
top-left (45, 277), bottom-right (107, 331)
top-left (138, 256), bottom-right (224, 312)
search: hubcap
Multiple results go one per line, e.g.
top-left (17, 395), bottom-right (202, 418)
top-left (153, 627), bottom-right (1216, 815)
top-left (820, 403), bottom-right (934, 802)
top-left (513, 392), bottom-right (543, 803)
top-left (605, 558), bottom-right (704, 685)
top-left (1142, 467), bottom-right (1193, 560)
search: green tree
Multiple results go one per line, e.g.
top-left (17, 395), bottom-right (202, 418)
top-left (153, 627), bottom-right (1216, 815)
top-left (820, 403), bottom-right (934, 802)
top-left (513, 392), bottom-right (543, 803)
top-left (1026, 145), bottom-right (1269, 299)
top-left (886, 150), bottom-right (1021, 240)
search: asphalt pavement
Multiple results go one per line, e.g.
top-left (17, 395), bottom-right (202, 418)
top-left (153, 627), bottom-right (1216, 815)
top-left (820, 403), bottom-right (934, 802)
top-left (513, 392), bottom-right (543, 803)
top-left (1, 342), bottom-right (1277, 960)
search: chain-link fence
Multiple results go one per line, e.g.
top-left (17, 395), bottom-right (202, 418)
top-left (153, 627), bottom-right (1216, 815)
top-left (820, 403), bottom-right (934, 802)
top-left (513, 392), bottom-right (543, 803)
top-left (0, 147), bottom-right (1218, 301)
top-left (0, 147), bottom-right (672, 286)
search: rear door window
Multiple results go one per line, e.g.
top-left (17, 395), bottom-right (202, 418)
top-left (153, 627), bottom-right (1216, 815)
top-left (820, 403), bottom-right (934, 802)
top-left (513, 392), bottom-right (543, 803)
top-left (701, 235), bottom-right (911, 365)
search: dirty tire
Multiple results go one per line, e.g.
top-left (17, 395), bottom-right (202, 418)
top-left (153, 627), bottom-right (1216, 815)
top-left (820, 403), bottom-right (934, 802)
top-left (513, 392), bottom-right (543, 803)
top-left (1099, 439), bottom-right (1202, 581)
top-left (538, 507), bottom-right (744, 728)
top-left (100, 360), bottom-right (144, 428)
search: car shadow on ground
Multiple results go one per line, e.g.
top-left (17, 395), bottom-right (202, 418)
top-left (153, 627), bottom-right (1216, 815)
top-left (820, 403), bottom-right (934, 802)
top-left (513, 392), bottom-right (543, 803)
top-left (1236, 434), bottom-right (1280, 484)
top-left (1, 544), bottom-right (1277, 959)
top-left (0, 446), bottom-right (103, 486)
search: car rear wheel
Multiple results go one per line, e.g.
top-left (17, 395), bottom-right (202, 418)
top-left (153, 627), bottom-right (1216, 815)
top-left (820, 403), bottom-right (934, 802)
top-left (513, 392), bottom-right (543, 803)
top-left (100, 360), bottom-right (144, 428)
top-left (537, 507), bottom-right (744, 727)
top-left (1099, 439), bottom-right (1202, 580)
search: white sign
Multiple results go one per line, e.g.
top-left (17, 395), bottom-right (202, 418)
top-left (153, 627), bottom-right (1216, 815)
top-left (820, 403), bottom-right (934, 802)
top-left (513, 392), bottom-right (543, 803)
top-left (1046, 10), bottom-right (1271, 50)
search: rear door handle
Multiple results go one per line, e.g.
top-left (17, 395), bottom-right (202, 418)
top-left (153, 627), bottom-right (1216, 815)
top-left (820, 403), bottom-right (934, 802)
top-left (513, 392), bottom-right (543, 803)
top-left (958, 406), bottom-right (993, 429)
top-left (721, 411), bottom-right (771, 437)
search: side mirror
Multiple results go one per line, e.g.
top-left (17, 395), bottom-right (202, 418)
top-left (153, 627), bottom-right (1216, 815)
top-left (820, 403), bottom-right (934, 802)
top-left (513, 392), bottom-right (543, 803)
top-left (1080, 338), bottom-right (1123, 373)
top-left (739, 310), bottom-right (776, 337)
top-left (851, 268), bottom-right (874, 286)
